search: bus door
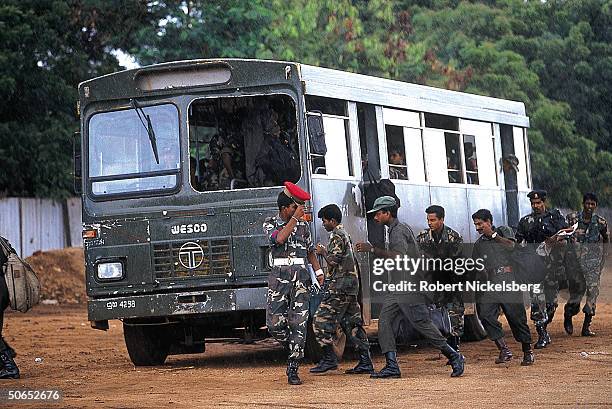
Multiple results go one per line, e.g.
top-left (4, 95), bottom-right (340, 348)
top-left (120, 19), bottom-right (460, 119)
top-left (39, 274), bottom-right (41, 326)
top-left (306, 96), bottom-right (370, 323)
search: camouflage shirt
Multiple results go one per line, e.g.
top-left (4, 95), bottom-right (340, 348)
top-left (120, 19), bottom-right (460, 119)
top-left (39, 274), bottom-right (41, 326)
top-left (566, 211), bottom-right (608, 266)
top-left (325, 224), bottom-right (359, 295)
top-left (416, 225), bottom-right (463, 260)
top-left (263, 215), bottom-right (313, 259)
top-left (516, 208), bottom-right (568, 244)
top-left (416, 225), bottom-right (463, 284)
top-left (566, 212), bottom-right (609, 244)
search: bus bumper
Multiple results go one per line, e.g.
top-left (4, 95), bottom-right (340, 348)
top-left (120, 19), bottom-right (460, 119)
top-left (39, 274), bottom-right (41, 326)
top-left (87, 287), bottom-right (268, 321)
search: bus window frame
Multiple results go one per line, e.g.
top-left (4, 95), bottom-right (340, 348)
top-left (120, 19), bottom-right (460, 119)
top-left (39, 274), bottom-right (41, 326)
top-left (85, 101), bottom-right (183, 201)
top-left (186, 92), bottom-right (304, 194)
top-left (308, 101), bottom-right (361, 182)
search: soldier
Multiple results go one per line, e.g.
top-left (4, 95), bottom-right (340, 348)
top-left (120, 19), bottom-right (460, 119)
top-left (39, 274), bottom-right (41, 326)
top-left (416, 205), bottom-right (465, 357)
top-left (471, 209), bottom-right (534, 366)
top-left (310, 204), bottom-right (373, 375)
top-left (564, 192), bottom-right (608, 336)
top-left (516, 190), bottom-right (568, 349)
top-left (263, 182), bottom-right (324, 385)
top-left (355, 196), bottom-right (464, 379)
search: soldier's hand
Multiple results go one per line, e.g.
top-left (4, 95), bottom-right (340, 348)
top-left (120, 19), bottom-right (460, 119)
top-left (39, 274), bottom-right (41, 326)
top-left (355, 242), bottom-right (372, 253)
top-left (482, 224), bottom-right (495, 238)
top-left (315, 243), bottom-right (327, 256)
top-left (293, 205), bottom-right (305, 220)
top-left (317, 274), bottom-right (324, 286)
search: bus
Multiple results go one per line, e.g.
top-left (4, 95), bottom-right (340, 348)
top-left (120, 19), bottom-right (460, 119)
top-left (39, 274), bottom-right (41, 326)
top-left (77, 59), bottom-right (533, 365)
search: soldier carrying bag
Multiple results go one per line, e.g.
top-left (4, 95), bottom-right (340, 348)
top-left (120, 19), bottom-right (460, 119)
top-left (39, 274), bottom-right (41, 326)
top-left (0, 236), bottom-right (41, 313)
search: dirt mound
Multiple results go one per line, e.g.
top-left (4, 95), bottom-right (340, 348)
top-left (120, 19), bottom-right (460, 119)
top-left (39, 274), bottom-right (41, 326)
top-left (25, 247), bottom-right (86, 304)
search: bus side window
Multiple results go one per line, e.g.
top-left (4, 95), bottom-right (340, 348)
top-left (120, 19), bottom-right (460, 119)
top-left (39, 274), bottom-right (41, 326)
top-left (305, 96), bottom-right (352, 178)
top-left (385, 125), bottom-right (408, 180)
top-left (445, 132), bottom-right (463, 184)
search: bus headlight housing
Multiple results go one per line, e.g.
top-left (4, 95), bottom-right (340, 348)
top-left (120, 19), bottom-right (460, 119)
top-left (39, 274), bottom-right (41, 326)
top-left (97, 262), bottom-right (124, 280)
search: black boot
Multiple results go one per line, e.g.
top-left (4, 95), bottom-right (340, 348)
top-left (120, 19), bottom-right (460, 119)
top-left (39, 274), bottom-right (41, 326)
top-left (494, 338), bottom-right (513, 364)
top-left (309, 345), bottom-right (338, 373)
top-left (446, 336), bottom-right (460, 365)
top-left (0, 349), bottom-right (20, 379)
top-left (534, 324), bottom-right (550, 349)
top-left (440, 344), bottom-right (464, 377)
top-left (581, 314), bottom-right (596, 337)
top-left (2, 340), bottom-right (16, 358)
top-left (563, 312), bottom-right (573, 335)
top-left (520, 343), bottom-right (534, 366)
top-left (286, 359), bottom-right (302, 385)
top-left (345, 349), bottom-right (374, 374)
top-left (370, 351), bottom-right (401, 379)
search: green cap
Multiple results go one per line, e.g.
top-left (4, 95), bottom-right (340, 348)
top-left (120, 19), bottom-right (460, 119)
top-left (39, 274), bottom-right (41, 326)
top-left (367, 196), bottom-right (397, 214)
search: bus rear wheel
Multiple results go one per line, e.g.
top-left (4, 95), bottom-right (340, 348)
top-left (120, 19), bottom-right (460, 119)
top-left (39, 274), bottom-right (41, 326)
top-left (123, 323), bottom-right (171, 366)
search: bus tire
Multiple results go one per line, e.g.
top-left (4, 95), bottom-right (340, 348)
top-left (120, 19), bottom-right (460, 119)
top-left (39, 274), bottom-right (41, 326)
top-left (462, 309), bottom-right (488, 342)
top-left (123, 323), bottom-right (171, 366)
top-left (304, 318), bottom-right (346, 363)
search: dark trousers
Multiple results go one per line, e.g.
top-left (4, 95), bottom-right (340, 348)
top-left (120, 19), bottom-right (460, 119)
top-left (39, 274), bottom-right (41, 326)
top-left (378, 294), bottom-right (448, 354)
top-left (477, 295), bottom-right (532, 344)
top-left (0, 273), bottom-right (8, 350)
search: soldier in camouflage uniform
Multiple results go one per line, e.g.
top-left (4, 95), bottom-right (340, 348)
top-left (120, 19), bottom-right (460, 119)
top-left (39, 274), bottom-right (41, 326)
top-left (563, 192), bottom-right (609, 336)
top-left (264, 182), bottom-right (323, 385)
top-left (416, 205), bottom-right (465, 356)
top-left (217, 131), bottom-right (245, 190)
top-left (516, 190), bottom-right (568, 349)
top-left (310, 204), bottom-right (373, 375)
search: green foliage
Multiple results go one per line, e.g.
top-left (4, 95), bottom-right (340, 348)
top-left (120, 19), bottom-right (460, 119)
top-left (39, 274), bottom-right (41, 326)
top-left (0, 0), bottom-right (610, 207)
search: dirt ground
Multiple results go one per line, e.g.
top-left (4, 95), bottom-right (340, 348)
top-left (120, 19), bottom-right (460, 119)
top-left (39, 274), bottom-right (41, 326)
top-left (1, 250), bottom-right (611, 408)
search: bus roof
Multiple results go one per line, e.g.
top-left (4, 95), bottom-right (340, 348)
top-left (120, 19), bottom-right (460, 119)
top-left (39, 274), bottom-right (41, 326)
top-left (299, 64), bottom-right (529, 127)
top-left (79, 58), bottom-right (528, 127)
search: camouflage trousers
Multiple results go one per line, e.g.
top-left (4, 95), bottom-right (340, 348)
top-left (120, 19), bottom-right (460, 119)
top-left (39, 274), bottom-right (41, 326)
top-left (438, 291), bottom-right (464, 337)
top-left (530, 263), bottom-right (564, 325)
top-left (565, 259), bottom-right (602, 317)
top-left (313, 291), bottom-right (369, 351)
top-left (266, 266), bottom-right (311, 360)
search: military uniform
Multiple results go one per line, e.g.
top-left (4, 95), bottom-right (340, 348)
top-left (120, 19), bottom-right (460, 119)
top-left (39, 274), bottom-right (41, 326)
top-left (516, 205), bottom-right (567, 342)
top-left (472, 225), bottom-right (534, 365)
top-left (264, 215), bottom-right (313, 361)
top-left (564, 211), bottom-right (608, 319)
top-left (370, 197), bottom-right (464, 378)
top-left (313, 225), bottom-right (369, 352)
top-left (416, 225), bottom-right (464, 338)
top-left (217, 132), bottom-right (245, 190)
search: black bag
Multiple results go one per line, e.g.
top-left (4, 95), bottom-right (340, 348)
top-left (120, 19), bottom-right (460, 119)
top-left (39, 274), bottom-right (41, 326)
top-left (363, 168), bottom-right (401, 211)
top-left (393, 304), bottom-right (451, 343)
top-left (509, 244), bottom-right (547, 284)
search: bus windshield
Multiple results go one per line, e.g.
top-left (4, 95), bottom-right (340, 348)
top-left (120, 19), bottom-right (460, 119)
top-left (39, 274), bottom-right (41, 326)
top-left (88, 103), bottom-right (180, 196)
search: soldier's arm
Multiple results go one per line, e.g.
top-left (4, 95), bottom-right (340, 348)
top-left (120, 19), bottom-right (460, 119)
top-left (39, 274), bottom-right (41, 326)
top-left (324, 234), bottom-right (345, 267)
top-left (515, 219), bottom-right (526, 243)
top-left (450, 232), bottom-right (464, 258)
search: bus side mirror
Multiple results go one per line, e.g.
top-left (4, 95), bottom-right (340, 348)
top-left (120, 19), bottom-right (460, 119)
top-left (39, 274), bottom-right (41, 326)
top-left (73, 131), bottom-right (82, 194)
top-left (307, 111), bottom-right (326, 155)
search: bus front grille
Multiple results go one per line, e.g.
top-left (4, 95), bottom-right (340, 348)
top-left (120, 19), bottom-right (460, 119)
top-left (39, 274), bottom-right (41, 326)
top-left (152, 239), bottom-right (232, 279)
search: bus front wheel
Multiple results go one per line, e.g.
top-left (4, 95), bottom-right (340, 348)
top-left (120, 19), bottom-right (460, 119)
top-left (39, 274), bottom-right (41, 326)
top-left (123, 323), bottom-right (171, 366)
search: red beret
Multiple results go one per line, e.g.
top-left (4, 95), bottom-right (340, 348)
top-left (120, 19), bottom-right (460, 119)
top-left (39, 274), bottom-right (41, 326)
top-left (283, 181), bottom-right (311, 204)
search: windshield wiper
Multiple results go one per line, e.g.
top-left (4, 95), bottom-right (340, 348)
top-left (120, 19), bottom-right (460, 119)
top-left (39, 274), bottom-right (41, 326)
top-left (131, 99), bottom-right (160, 164)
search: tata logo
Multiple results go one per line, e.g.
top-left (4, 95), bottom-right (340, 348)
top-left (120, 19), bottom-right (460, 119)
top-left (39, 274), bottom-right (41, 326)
top-left (178, 242), bottom-right (205, 269)
top-left (171, 223), bottom-right (208, 235)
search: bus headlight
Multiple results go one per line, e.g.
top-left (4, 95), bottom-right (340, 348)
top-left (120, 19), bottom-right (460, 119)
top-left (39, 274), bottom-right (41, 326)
top-left (97, 262), bottom-right (124, 280)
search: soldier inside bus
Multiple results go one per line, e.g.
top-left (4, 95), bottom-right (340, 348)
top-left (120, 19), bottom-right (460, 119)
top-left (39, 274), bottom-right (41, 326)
top-left (388, 148), bottom-right (408, 180)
